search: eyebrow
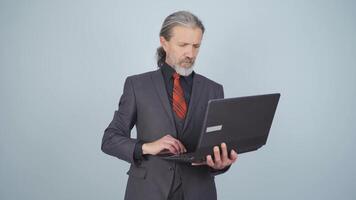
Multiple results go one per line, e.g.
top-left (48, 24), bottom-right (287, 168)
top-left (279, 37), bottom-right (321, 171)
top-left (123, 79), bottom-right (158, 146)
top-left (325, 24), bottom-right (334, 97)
top-left (177, 42), bottom-right (201, 46)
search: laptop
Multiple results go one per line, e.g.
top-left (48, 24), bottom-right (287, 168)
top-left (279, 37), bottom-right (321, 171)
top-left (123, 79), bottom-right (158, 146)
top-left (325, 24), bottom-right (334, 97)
top-left (160, 93), bottom-right (281, 163)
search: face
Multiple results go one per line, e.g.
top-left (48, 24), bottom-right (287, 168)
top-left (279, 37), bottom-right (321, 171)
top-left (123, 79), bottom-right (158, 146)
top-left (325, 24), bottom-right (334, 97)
top-left (160, 26), bottom-right (203, 70)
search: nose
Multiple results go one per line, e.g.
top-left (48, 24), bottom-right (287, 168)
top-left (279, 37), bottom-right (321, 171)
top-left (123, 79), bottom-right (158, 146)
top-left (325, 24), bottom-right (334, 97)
top-left (185, 46), bottom-right (194, 58)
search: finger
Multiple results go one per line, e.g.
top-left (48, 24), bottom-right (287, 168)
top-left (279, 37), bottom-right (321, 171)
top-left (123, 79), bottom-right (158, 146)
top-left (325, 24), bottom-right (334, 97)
top-left (164, 140), bottom-right (180, 154)
top-left (166, 136), bottom-right (184, 153)
top-left (172, 138), bottom-right (187, 153)
top-left (163, 143), bottom-right (177, 154)
top-left (166, 144), bottom-right (177, 154)
top-left (213, 146), bottom-right (222, 167)
top-left (206, 155), bottom-right (215, 167)
top-left (163, 135), bottom-right (175, 148)
top-left (171, 139), bottom-right (182, 153)
top-left (163, 135), bottom-right (185, 153)
top-left (230, 149), bottom-right (238, 163)
top-left (173, 139), bottom-right (186, 154)
top-left (178, 141), bottom-right (187, 153)
top-left (220, 143), bottom-right (228, 163)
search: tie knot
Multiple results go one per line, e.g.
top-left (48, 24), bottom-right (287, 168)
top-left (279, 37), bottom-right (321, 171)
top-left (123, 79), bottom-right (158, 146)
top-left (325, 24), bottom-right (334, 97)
top-left (173, 72), bottom-right (180, 80)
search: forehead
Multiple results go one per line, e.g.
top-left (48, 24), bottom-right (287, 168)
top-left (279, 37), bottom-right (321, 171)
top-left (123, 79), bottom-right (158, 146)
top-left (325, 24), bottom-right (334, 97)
top-left (170, 25), bottom-right (203, 44)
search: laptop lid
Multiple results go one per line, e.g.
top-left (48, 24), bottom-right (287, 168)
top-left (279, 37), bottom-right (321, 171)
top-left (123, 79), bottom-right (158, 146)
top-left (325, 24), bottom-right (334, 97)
top-left (196, 93), bottom-right (280, 154)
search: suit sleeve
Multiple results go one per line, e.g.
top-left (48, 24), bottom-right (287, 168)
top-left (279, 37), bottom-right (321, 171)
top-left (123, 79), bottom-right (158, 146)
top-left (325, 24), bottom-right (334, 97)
top-left (101, 77), bottom-right (139, 164)
top-left (217, 84), bottom-right (224, 99)
top-left (209, 84), bottom-right (232, 176)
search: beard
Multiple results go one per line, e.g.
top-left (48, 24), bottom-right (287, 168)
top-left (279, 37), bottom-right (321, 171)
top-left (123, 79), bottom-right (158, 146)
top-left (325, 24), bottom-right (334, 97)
top-left (173, 58), bottom-right (195, 76)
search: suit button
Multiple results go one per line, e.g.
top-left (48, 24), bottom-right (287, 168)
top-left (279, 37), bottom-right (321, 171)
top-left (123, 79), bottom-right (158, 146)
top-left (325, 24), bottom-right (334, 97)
top-left (169, 167), bottom-right (174, 171)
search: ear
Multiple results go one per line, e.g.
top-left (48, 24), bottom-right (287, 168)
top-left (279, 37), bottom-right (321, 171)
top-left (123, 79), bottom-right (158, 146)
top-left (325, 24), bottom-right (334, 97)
top-left (160, 36), bottom-right (168, 52)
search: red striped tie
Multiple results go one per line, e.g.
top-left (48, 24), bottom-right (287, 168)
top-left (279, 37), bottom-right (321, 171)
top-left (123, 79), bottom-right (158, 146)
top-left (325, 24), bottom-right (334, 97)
top-left (172, 72), bottom-right (187, 119)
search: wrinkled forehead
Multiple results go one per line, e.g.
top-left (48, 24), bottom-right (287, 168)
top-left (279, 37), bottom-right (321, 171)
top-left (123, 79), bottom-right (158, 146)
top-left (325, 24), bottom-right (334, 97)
top-left (169, 25), bottom-right (203, 44)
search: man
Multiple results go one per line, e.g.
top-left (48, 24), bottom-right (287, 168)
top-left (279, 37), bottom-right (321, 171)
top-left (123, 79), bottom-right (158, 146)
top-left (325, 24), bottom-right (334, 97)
top-left (101, 11), bottom-right (238, 200)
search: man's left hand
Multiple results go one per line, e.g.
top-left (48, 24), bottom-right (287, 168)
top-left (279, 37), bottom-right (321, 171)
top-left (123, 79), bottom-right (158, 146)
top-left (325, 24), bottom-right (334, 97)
top-left (192, 143), bottom-right (238, 170)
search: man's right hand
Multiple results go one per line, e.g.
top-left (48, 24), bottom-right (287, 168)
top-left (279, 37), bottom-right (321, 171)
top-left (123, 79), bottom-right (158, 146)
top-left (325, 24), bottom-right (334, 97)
top-left (142, 134), bottom-right (187, 155)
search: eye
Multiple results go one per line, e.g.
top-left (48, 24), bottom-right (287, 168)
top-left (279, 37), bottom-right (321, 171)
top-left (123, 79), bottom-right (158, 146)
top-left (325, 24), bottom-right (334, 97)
top-left (193, 44), bottom-right (201, 48)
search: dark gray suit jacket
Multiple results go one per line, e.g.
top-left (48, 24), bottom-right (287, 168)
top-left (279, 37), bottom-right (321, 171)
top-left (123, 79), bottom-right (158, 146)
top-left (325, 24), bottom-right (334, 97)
top-left (101, 69), bottom-right (228, 200)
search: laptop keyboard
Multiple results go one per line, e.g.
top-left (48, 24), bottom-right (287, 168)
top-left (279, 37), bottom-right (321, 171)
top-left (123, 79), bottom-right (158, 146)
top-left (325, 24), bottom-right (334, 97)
top-left (168, 154), bottom-right (195, 162)
top-left (165, 154), bottom-right (206, 163)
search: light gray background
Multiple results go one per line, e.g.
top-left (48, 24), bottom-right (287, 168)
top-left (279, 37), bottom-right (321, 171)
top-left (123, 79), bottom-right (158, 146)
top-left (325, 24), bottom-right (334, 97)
top-left (1, 0), bottom-right (355, 199)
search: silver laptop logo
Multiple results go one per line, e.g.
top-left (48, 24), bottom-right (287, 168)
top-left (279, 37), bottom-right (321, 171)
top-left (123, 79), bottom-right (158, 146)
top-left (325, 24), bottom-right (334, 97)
top-left (206, 125), bottom-right (223, 133)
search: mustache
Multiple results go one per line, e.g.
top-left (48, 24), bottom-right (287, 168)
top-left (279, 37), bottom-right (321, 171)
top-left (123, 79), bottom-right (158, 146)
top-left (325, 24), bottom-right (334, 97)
top-left (182, 57), bottom-right (194, 63)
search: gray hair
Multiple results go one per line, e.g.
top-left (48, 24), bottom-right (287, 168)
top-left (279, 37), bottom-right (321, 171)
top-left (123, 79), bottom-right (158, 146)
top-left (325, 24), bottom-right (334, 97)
top-left (156, 11), bottom-right (205, 66)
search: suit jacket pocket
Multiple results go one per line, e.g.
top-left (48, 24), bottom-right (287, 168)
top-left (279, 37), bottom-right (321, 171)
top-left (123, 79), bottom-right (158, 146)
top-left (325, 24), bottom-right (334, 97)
top-left (126, 166), bottom-right (147, 179)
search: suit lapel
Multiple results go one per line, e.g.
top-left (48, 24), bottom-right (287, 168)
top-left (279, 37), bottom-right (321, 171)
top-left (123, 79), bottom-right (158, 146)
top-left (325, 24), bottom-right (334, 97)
top-left (151, 70), bottom-right (176, 135)
top-left (182, 74), bottom-right (204, 135)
